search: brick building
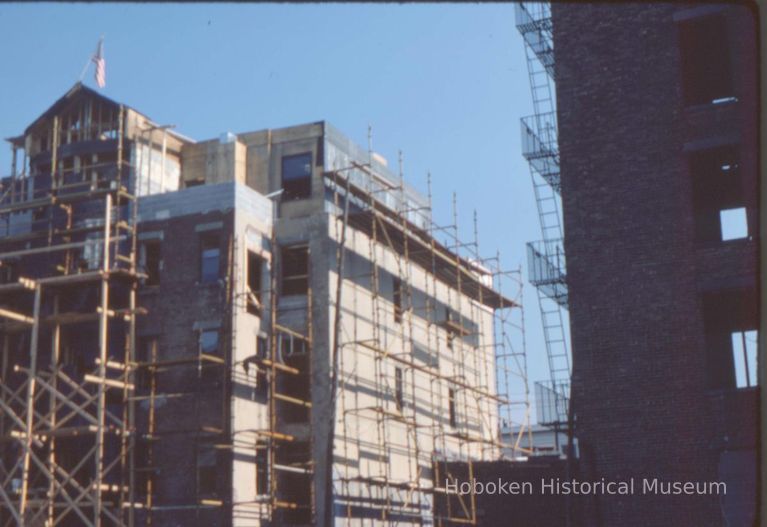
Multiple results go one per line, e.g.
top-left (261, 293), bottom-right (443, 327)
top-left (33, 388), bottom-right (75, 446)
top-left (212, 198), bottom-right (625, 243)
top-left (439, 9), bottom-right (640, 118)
top-left (0, 84), bottom-right (528, 526)
top-left (553, 3), bottom-right (759, 526)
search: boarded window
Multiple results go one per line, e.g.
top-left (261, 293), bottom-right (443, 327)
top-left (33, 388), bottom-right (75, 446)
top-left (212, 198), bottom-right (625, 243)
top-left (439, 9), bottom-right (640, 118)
top-left (679, 14), bottom-right (733, 105)
top-left (282, 152), bottom-right (312, 200)
top-left (200, 235), bottom-right (220, 283)
top-left (281, 246), bottom-right (309, 295)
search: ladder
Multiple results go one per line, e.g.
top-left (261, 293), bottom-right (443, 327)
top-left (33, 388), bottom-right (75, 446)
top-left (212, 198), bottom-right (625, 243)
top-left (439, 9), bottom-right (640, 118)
top-left (516, 2), bottom-right (571, 424)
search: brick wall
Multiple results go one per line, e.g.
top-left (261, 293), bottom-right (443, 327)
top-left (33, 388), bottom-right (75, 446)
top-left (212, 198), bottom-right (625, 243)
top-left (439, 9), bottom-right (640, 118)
top-left (553, 3), bottom-right (759, 526)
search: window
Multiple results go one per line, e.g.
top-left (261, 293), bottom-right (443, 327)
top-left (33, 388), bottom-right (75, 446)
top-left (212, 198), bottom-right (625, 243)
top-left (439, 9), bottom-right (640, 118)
top-left (448, 388), bottom-right (457, 428)
top-left (134, 440), bottom-right (152, 500)
top-left (278, 331), bottom-right (308, 358)
top-left (247, 251), bottom-right (264, 314)
top-left (140, 239), bottom-right (162, 286)
top-left (703, 289), bottom-right (758, 390)
top-left (257, 336), bottom-right (268, 360)
top-left (0, 261), bottom-right (17, 285)
top-left (678, 14), bottom-right (733, 105)
top-left (255, 337), bottom-right (269, 401)
top-left (82, 225), bottom-right (103, 270)
top-left (393, 277), bottom-right (403, 323)
top-left (199, 329), bottom-right (220, 356)
top-left (731, 330), bottom-right (758, 389)
top-left (200, 235), bottom-right (220, 283)
top-left (256, 445), bottom-right (269, 495)
top-left (720, 208), bottom-right (748, 241)
top-left (136, 336), bottom-right (158, 392)
top-left (412, 342), bottom-right (439, 369)
top-left (395, 367), bottom-right (404, 411)
top-left (197, 445), bottom-right (218, 496)
top-left (690, 146), bottom-right (751, 243)
top-left (281, 246), bottom-right (309, 295)
top-left (282, 152), bottom-right (312, 200)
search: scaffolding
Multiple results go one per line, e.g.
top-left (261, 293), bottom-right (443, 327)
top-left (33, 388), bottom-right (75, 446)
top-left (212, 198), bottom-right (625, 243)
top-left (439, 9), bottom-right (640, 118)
top-left (0, 102), bottom-right (140, 526)
top-left (1, 86), bottom-right (531, 526)
top-left (515, 2), bottom-right (571, 426)
top-left (321, 139), bottom-right (531, 525)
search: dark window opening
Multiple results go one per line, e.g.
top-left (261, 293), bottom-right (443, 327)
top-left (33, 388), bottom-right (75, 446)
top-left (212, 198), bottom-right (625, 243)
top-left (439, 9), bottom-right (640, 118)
top-left (393, 277), bottom-right (403, 323)
top-left (395, 367), bottom-right (404, 411)
top-left (251, 336), bottom-right (270, 401)
top-left (257, 336), bottom-right (268, 360)
top-left (281, 246), bottom-right (309, 295)
top-left (0, 261), bottom-right (18, 285)
top-left (256, 444), bottom-right (269, 495)
top-left (133, 440), bottom-right (152, 500)
top-left (282, 152), bottom-right (312, 201)
top-left (32, 207), bottom-right (46, 222)
top-left (703, 289), bottom-right (758, 390)
top-left (247, 251), bottom-right (264, 314)
top-left (186, 178), bottom-right (205, 188)
top-left (197, 445), bottom-right (218, 497)
top-left (200, 234), bottom-right (221, 283)
top-left (140, 239), bottom-right (162, 286)
top-left (690, 146), bottom-right (753, 243)
top-left (678, 14), bottom-right (734, 106)
top-left (136, 336), bottom-right (158, 392)
top-left (448, 388), bottom-right (457, 428)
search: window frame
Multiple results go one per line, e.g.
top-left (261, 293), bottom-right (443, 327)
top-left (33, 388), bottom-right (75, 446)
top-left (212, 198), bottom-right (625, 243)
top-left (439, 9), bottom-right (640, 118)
top-left (280, 245), bottom-right (309, 296)
top-left (140, 239), bottom-right (163, 286)
top-left (677, 13), bottom-right (734, 106)
top-left (281, 152), bottom-right (313, 201)
top-left (199, 234), bottom-right (221, 284)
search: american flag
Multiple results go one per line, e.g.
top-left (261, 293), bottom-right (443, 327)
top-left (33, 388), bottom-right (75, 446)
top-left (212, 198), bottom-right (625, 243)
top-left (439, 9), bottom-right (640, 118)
top-left (92, 38), bottom-right (105, 88)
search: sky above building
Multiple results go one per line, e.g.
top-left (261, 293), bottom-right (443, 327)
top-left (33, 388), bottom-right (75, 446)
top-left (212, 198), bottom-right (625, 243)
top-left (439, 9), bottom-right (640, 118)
top-left (0, 3), bottom-right (556, 419)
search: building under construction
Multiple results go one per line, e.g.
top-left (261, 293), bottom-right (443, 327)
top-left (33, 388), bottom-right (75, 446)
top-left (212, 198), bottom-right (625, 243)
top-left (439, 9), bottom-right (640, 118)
top-left (0, 84), bottom-right (531, 526)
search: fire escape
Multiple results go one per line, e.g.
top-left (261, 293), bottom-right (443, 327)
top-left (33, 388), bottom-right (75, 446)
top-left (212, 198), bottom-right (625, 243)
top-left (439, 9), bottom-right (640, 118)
top-left (515, 3), bottom-right (570, 426)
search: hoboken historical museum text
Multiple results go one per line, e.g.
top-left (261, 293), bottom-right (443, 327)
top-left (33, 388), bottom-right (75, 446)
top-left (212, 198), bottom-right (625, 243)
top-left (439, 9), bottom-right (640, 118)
top-left (446, 478), bottom-right (727, 496)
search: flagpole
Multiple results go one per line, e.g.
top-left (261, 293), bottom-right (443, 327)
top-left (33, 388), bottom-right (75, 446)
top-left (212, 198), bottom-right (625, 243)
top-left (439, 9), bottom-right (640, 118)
top-left (78, 58), bottom-right (91, 82)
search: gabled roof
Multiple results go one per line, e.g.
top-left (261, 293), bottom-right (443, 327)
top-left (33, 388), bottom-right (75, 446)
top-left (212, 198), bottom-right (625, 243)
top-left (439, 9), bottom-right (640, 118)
top-left (22, 82), bottom-right (134, 137)
top-left (7, 82), bottom-right (193, 145)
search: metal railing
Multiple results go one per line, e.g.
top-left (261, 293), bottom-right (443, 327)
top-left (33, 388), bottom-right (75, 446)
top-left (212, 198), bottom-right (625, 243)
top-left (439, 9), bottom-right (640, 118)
top-left (535, 380), bottom-right (570, 425)
top-left (527, 239), bottom-right (567, 306)
top-left (515, 3), bottom-right (555, 78)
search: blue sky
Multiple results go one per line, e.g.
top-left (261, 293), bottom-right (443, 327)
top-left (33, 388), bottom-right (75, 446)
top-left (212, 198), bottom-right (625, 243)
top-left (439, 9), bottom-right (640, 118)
top-left (0, 3), bottom-right (550, 417)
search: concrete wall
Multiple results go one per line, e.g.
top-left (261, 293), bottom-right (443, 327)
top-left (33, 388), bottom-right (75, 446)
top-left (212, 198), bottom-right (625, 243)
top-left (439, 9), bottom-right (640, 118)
top-left (322, 214), bottom-right (500, 525)
top-left (176, 123), bottom-right (503, 526)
